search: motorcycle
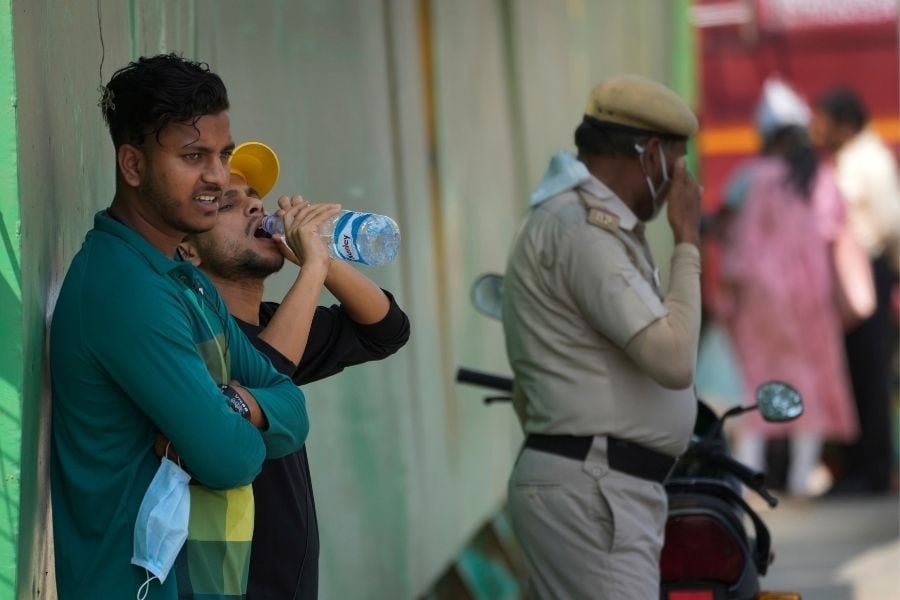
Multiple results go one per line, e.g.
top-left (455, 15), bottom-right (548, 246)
top-left (456, 273), bottom-right (803, 600)
top-left (659, 381), bottom-right (803, 600)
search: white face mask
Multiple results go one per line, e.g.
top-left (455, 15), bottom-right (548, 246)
top-left (634, 143), bottom-right (670, 220)
top-left (131, 454), bottom-right (191, 600)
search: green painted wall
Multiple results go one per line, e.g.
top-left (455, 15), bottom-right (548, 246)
top-left (0, 0), bottom-right (20, 596)
top-left (6, 1), bottom-right (686, 598)
top-left (12, 1), bottom-right (133, 596)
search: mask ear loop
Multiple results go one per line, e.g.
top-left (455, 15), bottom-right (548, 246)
top-left (634, 143), bottom-right (660, 200)
top-left (657, 144), bottom-right (670, 183)
top-left (137, 569), bottom-right (158, 600)
top-left (653, 144), bottom-right (672, 216)
top-left (163, 440), bottom-right (183, 469)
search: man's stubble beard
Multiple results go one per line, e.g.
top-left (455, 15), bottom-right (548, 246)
top-left (232, 248), bottom-right (285, 280)
top-left (198, 237), bottom-right (285, 282)
top-left (139, 164), bottom-right (212, 236)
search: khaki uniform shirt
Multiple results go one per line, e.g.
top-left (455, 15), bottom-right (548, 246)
top-left (502, 177), bottom-right (696, 457)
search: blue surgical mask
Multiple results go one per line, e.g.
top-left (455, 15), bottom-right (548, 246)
top-left (635, 143), bottom-right (670, 220)
top-left (131, 454), bottom-right (191, 600)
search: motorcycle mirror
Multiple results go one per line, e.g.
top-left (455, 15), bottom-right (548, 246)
top-left (755, 381), bottom-right (803, 422)
top-left (471, 273), bottom-right (505, 321)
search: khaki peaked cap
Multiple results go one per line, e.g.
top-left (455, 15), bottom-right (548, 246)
top-left (584, 75), bottom-right (698, 138)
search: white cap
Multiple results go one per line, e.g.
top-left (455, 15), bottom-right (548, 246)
top-left (755, 78), bottom-right (811, 138)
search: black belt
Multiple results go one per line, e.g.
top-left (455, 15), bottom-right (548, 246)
top-left (524, 434), bottom-right (676, 484)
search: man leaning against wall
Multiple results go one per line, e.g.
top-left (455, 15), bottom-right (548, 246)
top-left (49, 54), bottom-right (309, 600)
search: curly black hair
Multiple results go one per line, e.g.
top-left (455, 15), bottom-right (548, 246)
top-left (99, 53), bottom-right (229, 148)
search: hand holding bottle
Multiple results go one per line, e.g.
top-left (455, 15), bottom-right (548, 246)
top-left (273, 196), bottom-right (342, 269)
top-left (262, 203), bottom-right (402, 266)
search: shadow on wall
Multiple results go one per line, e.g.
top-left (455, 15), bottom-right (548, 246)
top-left (0, 209), bottom-right (22, 593)
top-left (419, 504), bottom-right (529, 600)
top-left (0, 210), bottom-right (21, 388)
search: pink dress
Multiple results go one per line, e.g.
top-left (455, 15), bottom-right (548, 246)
top-left (722, 158), bottom-right (858, 441)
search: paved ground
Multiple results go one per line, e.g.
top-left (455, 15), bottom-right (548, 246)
top-left (758, 493), bottom-right (900, 599)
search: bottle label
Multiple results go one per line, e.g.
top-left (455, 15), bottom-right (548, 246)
top-left (331, 212), bottom-right (372, 264)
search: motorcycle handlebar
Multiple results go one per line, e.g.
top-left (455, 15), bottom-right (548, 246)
top-left (455, 368), bottom-right (514, 393)
top-left (706, 452), bottom-right (778, 508)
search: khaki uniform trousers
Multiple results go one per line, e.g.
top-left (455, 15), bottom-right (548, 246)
top-left (508, 436), bottom-right (667, 599)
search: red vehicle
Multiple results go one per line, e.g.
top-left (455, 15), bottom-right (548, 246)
top-left (694, 0), bottom-right (899, 210)
top-left (691, 0), bottom-right (899, 309)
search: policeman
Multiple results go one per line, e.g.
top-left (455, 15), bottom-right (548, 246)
top-left (502, 75), bottom-right (703, 598)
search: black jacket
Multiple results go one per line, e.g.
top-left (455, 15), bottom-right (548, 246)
top-left (238, 292), bottom-right (410, 599)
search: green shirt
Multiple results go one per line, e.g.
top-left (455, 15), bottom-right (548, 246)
top-left (50, 211), bottom-right (309, 599)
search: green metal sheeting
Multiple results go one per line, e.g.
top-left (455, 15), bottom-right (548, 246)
top-left (3, 1), bottom-right (690, 597)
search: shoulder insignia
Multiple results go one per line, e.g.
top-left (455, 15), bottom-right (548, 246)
top-left (586, 208), bottom-right (620, 231)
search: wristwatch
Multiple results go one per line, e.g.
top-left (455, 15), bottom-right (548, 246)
top-left (219, 384), bottom-right (251, 420)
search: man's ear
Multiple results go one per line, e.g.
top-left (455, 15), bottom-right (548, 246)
top-left (645, 136), bottom-right (662, 158)
top-left (117, 144), bottom-right (145, 187)
top-left (178, 240), bottom-right (203, 267)
top-left (645, 137), bottom-right (668, 173)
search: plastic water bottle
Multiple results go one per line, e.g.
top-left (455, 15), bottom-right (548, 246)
top-left (261, 210), bottom-right (401, 266)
